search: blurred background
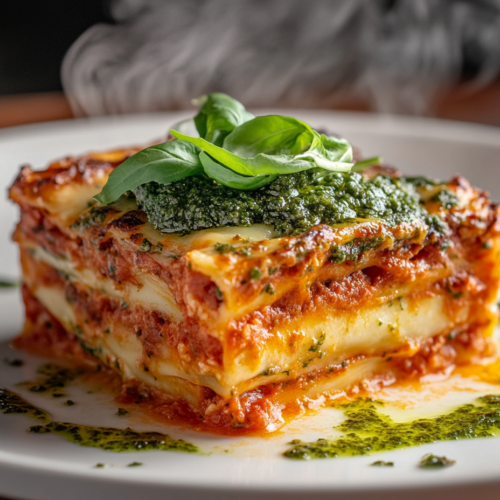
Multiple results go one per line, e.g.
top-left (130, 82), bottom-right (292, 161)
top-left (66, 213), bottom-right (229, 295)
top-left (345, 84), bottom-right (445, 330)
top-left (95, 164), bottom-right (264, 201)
top-left (2, 0), bottom-right (500, 129)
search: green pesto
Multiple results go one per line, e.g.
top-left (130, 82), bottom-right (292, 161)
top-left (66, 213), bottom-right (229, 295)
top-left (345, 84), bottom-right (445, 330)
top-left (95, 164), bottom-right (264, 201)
top-left (135, 171), bottom-right (448, 237)
top-left (0, 387), bottom-right (199, 455)
top-left (329, 237), bottom-right (385, 264)
top-left (138, 238), bottom-right (163, 254)
top-left (71, 206), bottom-right (113, 231)
top-left (0, 279), bottom-right (19, 288)
top-left (283, 395), bottom-right (500, 460)
top-left (0, 388), bottom-right (49, 422)
top-left (28, 422), bottom-right (199, 454)
top-left (431, 189), bottom-right (459, 209)
top-left (419, 454), bottom-right (455, 468)
top-left (17, 363), bottom-right (82, 398)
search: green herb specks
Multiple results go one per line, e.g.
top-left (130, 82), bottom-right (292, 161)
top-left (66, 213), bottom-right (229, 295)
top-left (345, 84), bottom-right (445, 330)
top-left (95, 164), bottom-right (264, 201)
top-left (250, 267), bottom-right (262, 280)
top-left (419, 454), bottom-right (455, 468)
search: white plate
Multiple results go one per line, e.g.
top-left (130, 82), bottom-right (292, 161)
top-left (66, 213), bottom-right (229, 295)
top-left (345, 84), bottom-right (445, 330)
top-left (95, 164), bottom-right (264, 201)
top-left (1, 111), bottom-right (500, 500)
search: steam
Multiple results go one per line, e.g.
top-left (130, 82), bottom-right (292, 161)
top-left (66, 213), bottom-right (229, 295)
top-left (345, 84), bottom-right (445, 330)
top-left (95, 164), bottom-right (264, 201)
top-left (62, 0), bottom-right (500, 116)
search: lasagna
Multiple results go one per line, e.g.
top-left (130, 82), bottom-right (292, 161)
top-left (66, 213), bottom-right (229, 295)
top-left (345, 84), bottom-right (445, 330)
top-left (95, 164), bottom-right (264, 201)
top-left (8, 96), bottom-right (500, 433)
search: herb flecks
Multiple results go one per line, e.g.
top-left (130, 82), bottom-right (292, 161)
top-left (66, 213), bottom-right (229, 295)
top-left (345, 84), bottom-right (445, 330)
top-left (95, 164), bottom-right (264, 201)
top-left (0, 279), bottom-right (20, 288)
top-left (71, 206), bottom-right (110, 231)
top-left (419, 454), bottom-right (455, 468)
top-left (137, 238), bottom-right (164, 254)
top-left (309, 332), bottom-right (325, 352)
top-left (250, 267), bottom-right (262, 280)
top-left (17, 363), bottom-right (82, 398)
top-left (4, 358), bottom-right (24, 367)
top-left (431, 189), bottom-right (459, 210)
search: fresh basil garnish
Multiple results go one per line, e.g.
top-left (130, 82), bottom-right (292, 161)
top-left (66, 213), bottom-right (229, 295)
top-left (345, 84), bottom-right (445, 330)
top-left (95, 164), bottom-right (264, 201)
top-left (222, 115), bottom-right (312, 157)
top-left (193, 93), bottom-right (254, 146)
top-left (95, 93), bottom-right (360, 205)
top-left (94, 141), bottom-right (203, 205)
top-left (171, 115), bottom-right (353, 177)
top-left (352, 156), bottom-right (383, 172)
top-left (200, 152), bottom-right (277, 190)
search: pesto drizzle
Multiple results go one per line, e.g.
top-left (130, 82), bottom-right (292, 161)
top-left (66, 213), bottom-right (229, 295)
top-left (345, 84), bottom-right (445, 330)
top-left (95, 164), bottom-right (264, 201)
top-left (17, 363), bottom-right (82, 398)
top-left (0, 388), bottom-right (49, 422)
top-left (284, 395), bottom-right (500, 460)
top-left (28, 423), bottom-right (199, 454)
top-left (1, 379), bottom-right (199, 455)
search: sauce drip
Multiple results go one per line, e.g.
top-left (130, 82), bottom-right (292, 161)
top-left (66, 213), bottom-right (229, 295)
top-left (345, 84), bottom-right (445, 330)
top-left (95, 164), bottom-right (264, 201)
top-left (284, 395), bottom-right (500, 459)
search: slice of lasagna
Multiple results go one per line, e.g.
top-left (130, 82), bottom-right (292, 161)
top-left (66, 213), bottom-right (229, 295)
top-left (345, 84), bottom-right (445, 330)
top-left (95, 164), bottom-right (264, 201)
top-left (9, 94), bottom-right (500, 432)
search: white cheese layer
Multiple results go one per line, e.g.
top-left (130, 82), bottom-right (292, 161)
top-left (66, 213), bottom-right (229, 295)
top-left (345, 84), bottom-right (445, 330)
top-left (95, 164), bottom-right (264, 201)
top-left (27, 276), bottom-right (465, 398)
top-left (29, 244), bottom-right (182, 321)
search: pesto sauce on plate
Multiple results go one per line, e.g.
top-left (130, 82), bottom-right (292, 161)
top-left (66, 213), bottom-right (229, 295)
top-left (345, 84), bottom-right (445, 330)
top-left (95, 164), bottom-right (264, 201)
top-left (28, 422), bottom-right (199, 454)
top-left (135, 171), bottom-right (450, 237)
top-left (17, 363), bottom-right (82, 398)
top-left (284, 395), bottom-right (500, 460)
top-left (0, 387), bottom-right (199, 455)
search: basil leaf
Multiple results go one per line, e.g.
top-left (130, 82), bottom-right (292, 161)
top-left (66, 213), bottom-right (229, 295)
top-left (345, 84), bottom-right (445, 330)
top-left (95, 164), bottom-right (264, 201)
top-left (320, 135), bottom-right (354, 163)
top-left (222, 116), bottom-right (313, 157)
top-left (352, 156), bottom-right (383, 172)
top-left (170, 118), bottom-right (199, 137)
top-left (171, 116), bottom-right (353, 177)
top-left (200, 152), bottom-right (276, 190)
top-left (94, 141), bottom-right (203, 205)
top-left (193, 93), bottom-right (254, 146)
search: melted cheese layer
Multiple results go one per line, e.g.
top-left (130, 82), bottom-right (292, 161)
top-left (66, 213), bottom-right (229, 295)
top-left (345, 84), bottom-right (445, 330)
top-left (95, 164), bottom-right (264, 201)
top-left (28, 276), bottom-right (468, 398)
top-left (29, 244), bottom-right (182, 321)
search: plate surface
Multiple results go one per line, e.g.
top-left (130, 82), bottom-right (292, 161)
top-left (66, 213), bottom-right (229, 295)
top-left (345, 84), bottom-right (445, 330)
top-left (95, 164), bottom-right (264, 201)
top-left (1, 111), bottom-right (500, 500)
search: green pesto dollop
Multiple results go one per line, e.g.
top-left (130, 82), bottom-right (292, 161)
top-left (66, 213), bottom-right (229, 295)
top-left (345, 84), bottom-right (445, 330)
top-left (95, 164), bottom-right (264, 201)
top-left (284, 395), bottom-right (500, 460)
top-left (135, 170), bottom-right (448, 237)
top-left (29, 422), bottom-right (199, 454)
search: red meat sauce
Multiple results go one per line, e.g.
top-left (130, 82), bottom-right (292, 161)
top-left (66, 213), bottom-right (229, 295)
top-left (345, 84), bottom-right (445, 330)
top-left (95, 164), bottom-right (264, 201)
top-left (18, 249), bottom-right (223, 370)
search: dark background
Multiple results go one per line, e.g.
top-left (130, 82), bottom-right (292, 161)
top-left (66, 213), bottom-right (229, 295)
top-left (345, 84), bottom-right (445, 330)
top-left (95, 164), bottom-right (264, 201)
top-left (1, 0), bottom-right (500, 128)
top-left (0, 0), bottom-right (110, 95)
